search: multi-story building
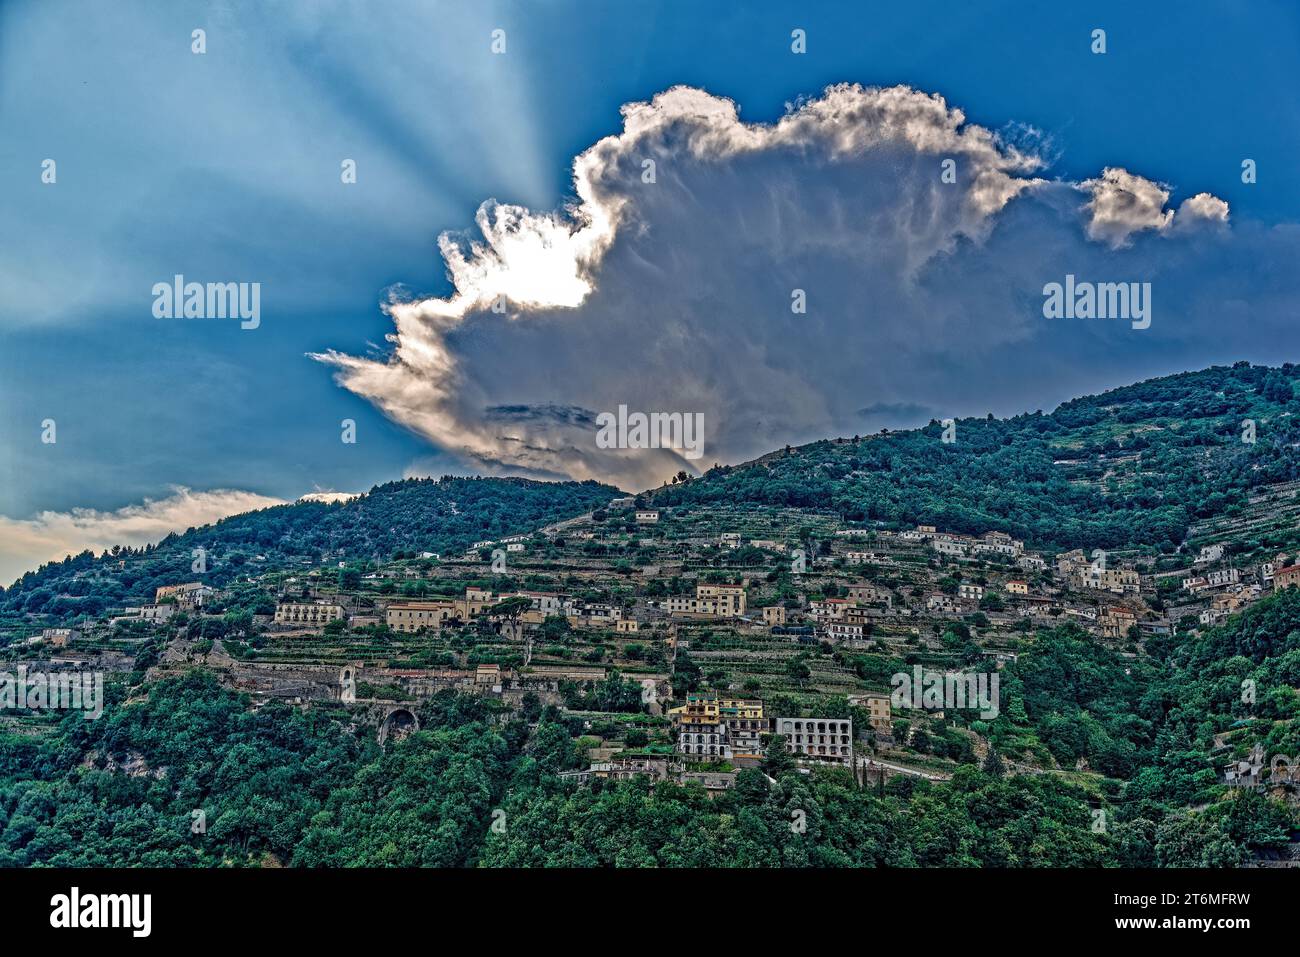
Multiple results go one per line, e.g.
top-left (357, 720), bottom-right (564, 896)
top-left (958, 583), bottom-right (984, 602)
top-left (386, 600), bottom-right (457, 633)
top-left (635, 510), bottom-right (660, 523)
top-left (1183, 568), bottom-right (1241, 592)
top-left (669, 694), bottom-right (768, 762)
top-left (847, 584), bottom-right (891, 607)
top-left (848, 692), bottom-right (892, 731)
top-left (658, 584), bottom-right (746, 618)
top-left (718, 697), bottom-right (767, 757)
top-left (972, 531), bottom-right (1024, 557)
top-left (1079, 566), bottom-right (1141, 595)
top-left (809, 597), bottom-right (850, 622)
top-left (513, 591), bottom-right (565, 615)
top-left (139, 603), bottom-right (174, 624)
top-left (933, 538), bottom-right (968, 558)
top-left (762, 605), bottom-right (787, 626)
top-left (1006, 580), bottom-right (1029, 595)
top-left (773, 716), bottom-right (854, 766)
top-left (1275, 564), bottom-right (1300, 590)
top-left (155, 581), bottom-right (207, 602)
top-left (926, 593), bottom-right (959, 615)
top-left (41, 627), bottom-right (80, 647)
top-left (1195, 544), bottom-right (1225, 564)
top-left (1098, 605), bottom-right (1137, 639)
top-left (275, 601), bottom-right (345, 626)
top-left (825, 621), bottom-right (865, 642)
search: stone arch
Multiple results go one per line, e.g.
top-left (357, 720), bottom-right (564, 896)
top-left (378, 707), bottom-right (419, 746)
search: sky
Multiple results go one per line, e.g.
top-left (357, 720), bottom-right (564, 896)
top-left (2, 0), bottom-right (1300, 583)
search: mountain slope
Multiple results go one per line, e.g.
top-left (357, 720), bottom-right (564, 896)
top-left (651, 362), bottom-right (1300, 550)
top-left (0, 476), bottom-right (617, 614)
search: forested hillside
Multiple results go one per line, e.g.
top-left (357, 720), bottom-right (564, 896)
top-left (653, 363), bottom-right (1300, 550)
top-left (0, 476), bottom-right (616, 615)
top-left (3, 581), bottom-right (1296, 868)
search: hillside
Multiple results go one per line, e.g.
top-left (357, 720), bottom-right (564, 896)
top-left (651, 363), bottom-right (1300, 551)
top-left (0, 476), bottom-right (617, 617)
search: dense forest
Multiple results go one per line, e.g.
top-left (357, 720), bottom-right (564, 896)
top-left (2, 591), bottom-right (1295, 867)
top-left (653, 362), bottom-right (1300, 550)
top-left (0, 476), bottom-right (616, 617)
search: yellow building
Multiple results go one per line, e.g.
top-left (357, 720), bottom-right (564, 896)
top-left (386, 600), bottom-right (457, 633)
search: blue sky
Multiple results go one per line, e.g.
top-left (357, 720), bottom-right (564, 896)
top-left (2, 0), bottom-right (1299, 582)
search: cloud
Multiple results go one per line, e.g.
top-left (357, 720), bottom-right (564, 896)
top-left (0, 488), bottom-right (286, 587)
top-left (297, 491), bottom-right (362, 504)
top-left (313, 83), bottom-right (1257, 491)
top-left (1079, 168), bottom-right (1231, 248)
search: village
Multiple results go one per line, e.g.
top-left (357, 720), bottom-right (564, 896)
top-left (5, 493), bottom-right (1296, 797)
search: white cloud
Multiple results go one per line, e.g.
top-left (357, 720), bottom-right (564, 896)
top-left (0, 488), bottom-right (286, 586)
top-left (1079, 168), bottom-right (1229, 248)
top-left (297, 491), bottom-right (362, 503)
top-left (314, 83), bottom-right (1242, 491)
top-left (1178, 191), bottom-right (1231, 224)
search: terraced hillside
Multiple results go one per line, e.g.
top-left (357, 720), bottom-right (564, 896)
top-left (651, 363), bottom-right (1300, 552)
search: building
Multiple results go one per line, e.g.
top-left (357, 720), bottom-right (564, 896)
top-left (972, 530), bottom-right (1024, 557)
top-left (139, 603), bottom-right (174, 624)
top-left (635, 510), bottom-right (660, 524)
top-left (1078, 566), bottom-right (1141, 595)
top-left (825, 621), bottom-right (865, 642)
top-left (506, 542), bottom-right (525, 553)
top-left (847, 584), bottom-right (891, 607)
top-left (1196, 544), bottom-right (1225, 564)
top-left (809, 597), bottom-right (850, 622)
top-left (659, 584), bottom-right (747, 618)
top-left (559, 754), bottom-right (676, 784)
top-left (155, 581), bottom-right (207, 602)
top-left (615, 619), bottom-right (639, 633)
top-left (275, 601), bottom-right (345, 626)
top-left (567, 602), bottom-right (623, 626)
top-left (718, 697), bottom-right (768, 757)
top-left (669, 694), bottom-right (768, 762)
top-left (773, 716), bottom-right (854, 766)
top-left (1098, 605), bottom-right (1137, 640)
top-left (958, 583), bottom-right (984, 602)
top-left (845, 551), bottom-right (882, 565)
top-left (762, 605), bottom-right (787, 626)
top-left (1274, 564), bottom-right (1300, 591)
top-left (933, 538), bottom-right (968, 558)
top-left (40, 627), bottom-right (80, 647)
top-left (848, 691), bottom-right (892, 732)
top-left (386, 600), bottom-right (457, 633)
top-left (513, 591), bottom-right (565, 615)
top-left (719, 532), bottom-right (741, 548)
top-left (1018, 554), bottom-right (1047, 572)
top-left (926, 593), bottom-right (959, 615)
